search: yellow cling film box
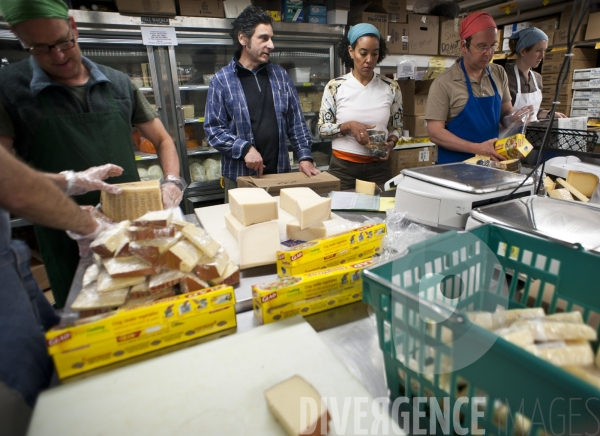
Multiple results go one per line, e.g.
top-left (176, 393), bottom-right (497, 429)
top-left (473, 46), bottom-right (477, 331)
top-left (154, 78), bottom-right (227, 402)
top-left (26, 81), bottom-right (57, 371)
top-left (276, 223), bottom-right (386, 269)
top-left (252, 260), bottom-right (373, 324)
top-left (277, 239), bottom-right (382, 277)
top-left (494, 134), bottom-right (533, 160)
top-left (47, 284), bottom-right (236, 377)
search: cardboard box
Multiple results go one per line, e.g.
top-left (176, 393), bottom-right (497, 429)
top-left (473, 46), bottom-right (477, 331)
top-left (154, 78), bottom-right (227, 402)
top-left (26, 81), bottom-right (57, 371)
top-left (30, 258), bottom-right (50, 291)
top-left (439, 17), bottom-right (461, 57)
top-left (398, 79), bottom-right (432, 115)
top-left (408, 14), bottom-right (440, 55)
top-left (559, 3), bottom-right (589, 29)
top-left (387, 22), bottom-right (409, 54)
top-left (349, 12), bottom-right (388, 37)
top-left (178, 0), bottom-right (224, 17)
top-left (533, 16), bottom-right (559, 32)
top-left (47, 285), bottom-right (236, 378)
top-left (381, 0), bottom-right (406, 23)
top-left (503, 21), bottom-right (531, 39)
top-left (223, 0), bottom-right (252, 17)
top-left (585, 11), bottom-right (600, 40)
top-left (116, 0), bottom-right (176, 15)
top-left (236, 172), bottom-right (340, 196)
top-left (554, 25), bottom-right (587, 45)
top-left (253, 260), bottom-right (373, 324)
top-left (403, 115), bottom-right (428, 137)
top-left (327, 9), bottom-right (348, 24)
top-left (542, 60), bottom-right (596, 74)
top-left (389, 145), bottom-right (435, 174)
top-left (276, 223), bottom-right (386, 276)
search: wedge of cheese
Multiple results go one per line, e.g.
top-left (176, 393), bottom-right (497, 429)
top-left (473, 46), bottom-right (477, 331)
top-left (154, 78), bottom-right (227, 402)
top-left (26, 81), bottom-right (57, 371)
top-left (148, 270), bottom-right (185, 294)
top-left (228, 188), bottom-right (278, 226)
top-left (549, 188), bottom-right (574, 201)
top-left (165, 240), bottom-right (201, 272)
top-left (286, 217), bottom-right (353, 241)
top-left (355, 179), bottom-right (376, 196)
top-left (129, 233), bottom-right (182, 264)
top-left (229, 215), bottom-right (280, 269)
top-left (96, 269), bottom-right (145, 293)
top-left (194, 248), bottom-right (229, 280)
top-left (182, 274), bottom-right (209, 293)
top-left (566, 170), bottom-right (599, 197)
top-left (280, 188), bottom-right (331, 229)
top-left (131, 209), bottom-right (173, 228)
top-left (102, 256), bottom-right (157, 278)
top-left (180, 224), bottom-right (220, 258)
top-left (71, 283), bottom-right (130, 311)
top-left (127, 225), bottom-right (176, 241)
top-left (130, 280), bottom-right (150, 298)
top-left (264, 375), bottom-right (330, 436)
top-left (90, 221), bottom-right (130, 257)
top-left (556, 178), bottom-right (589, 202)
top-left (209, 262), bottom-right (240, 286)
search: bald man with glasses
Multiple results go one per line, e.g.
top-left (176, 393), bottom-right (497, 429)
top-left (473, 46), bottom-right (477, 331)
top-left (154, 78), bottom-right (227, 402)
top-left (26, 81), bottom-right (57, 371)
top-left (0, 0), bottom-right (183, 309)
top-left (425, 12), bottom-right (533, 164)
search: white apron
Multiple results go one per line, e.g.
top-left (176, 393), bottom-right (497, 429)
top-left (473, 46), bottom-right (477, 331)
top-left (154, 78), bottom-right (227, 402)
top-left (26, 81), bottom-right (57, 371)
top-left (513, 64), bottom-right (542, 122)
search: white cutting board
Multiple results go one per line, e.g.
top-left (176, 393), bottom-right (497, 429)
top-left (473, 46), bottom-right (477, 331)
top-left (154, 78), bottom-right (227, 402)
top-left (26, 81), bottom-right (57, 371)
top-left (195, 200), bottom-right (342, 269)
top-left (28, 317), bottom-right (403, 436)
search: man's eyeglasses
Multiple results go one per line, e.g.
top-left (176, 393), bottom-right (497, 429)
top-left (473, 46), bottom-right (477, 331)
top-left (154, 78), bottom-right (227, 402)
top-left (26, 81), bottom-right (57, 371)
top-left (468, 43), bottom-right (499, 53)
top-left (23, 34), bottom-right (76, 55)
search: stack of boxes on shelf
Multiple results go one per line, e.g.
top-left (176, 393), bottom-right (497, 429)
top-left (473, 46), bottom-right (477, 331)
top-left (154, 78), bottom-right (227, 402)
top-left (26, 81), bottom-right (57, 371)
top-left (304, 4), bottom-right (327, 23)
top-left (541, 48), bottom-right (597, 118)
top-left (282, 0), bottom-right (304, 21)
top-left (571, 67), bottom-right (600, 119)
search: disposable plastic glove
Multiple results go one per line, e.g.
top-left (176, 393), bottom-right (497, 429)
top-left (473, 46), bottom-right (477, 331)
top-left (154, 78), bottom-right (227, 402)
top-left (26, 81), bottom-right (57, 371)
top-left (160, 175), bottom-right (187, 209)
top-left (61, 164), bottom-right (124, 196)
top-left (66, 206), bottom-right (115, 257)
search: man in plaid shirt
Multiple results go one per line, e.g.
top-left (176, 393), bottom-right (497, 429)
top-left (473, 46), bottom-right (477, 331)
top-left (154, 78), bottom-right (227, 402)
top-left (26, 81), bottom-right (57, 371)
top-left (204, 6), bottom-right (320, 201)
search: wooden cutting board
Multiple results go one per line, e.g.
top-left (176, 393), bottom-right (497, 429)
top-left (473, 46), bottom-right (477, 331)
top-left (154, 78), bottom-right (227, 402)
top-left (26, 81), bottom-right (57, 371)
top-left (195, 200), bottom-right (342, 270)
top-left (28, 317), bottom-right (403, 436)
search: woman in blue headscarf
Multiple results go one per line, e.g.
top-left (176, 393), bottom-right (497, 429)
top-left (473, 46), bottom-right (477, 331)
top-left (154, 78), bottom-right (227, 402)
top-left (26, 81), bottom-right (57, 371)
top-left (505, 27), bottom-right (567, 120)
top-left (318, 23), bottom-right (403, 190)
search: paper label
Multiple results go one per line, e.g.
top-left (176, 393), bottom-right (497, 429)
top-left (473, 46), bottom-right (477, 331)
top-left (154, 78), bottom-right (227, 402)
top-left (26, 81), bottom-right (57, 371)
top-left (418, 150), bottom-right (430, 162)
top-left (141, 27), bottom-right (178, 46)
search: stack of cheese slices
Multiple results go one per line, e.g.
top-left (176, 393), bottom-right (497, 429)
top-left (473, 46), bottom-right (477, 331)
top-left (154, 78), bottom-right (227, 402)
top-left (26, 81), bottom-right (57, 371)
top-left (72, 209), bottom-right (239, 318)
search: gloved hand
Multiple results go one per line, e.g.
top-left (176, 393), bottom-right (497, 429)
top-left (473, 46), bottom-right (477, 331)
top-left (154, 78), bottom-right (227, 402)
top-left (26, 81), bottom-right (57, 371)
top-left (160, 175), bottom-right (187, 209)
top-left (61, 164), bottom-right (124, 196)
top-left (66, 206), bottom-right (115, 257)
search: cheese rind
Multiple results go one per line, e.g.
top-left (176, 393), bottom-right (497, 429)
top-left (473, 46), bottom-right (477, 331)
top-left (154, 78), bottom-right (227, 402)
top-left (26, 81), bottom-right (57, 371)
top-left (208, 262), bottom-right (240, 286)
top-left (102, 257), bottom-right (157, 278)
top-left (194, 248), bottom-right (229, 280)
top-left (131, 209), bottom-right (173, 228)
top-left (356, 179), bottom-right (376, 196)
top-left (97, 269), bottom-right (145, 293)
top-left (264, 375), bottom-right (329, 436)
top-left (228, 188), bottom-right (278, 226)
top-left (90, 221), bottom-right (130, 257)
top-left (166, 240), bottom-right (201, 272)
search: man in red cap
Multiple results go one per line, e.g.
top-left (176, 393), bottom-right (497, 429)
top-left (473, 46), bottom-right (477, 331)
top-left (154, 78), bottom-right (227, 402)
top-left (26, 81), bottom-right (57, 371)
top-left (425, 12), bottom-right (533, 163)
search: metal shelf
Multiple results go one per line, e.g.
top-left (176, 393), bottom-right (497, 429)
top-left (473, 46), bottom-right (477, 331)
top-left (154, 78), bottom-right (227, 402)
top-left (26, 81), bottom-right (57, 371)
top-left (180, 85), bottom-right (209, 91)
top-left (134, 150), bottom-right (158, 161)
top-left (187, 146), bottom-right (219, 156)
top-left (139, 87), bottom-right (153, 93)
top-left (185, 118), bottom-right (204, 124)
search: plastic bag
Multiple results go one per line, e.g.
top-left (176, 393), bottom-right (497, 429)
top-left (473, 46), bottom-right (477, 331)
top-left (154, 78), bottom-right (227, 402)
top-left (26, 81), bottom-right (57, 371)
top-left (377, 209), bottom-right (438, 260)
top-left (363, 129), bottom-right (388, 158)
top-left (147, 164), bottom-right (163, 180)
top-left (202, 158), bottom-right (221, 181)
top-left (190, 162), bottom-right (207, 182)
top-left (137, 165), bottom-right (148, 179)
top-left (499, 106), bottom-right (534, 139)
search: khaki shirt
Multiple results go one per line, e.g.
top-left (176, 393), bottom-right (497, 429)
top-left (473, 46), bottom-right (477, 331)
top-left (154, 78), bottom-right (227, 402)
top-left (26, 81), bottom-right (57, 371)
top-left (425, 58), bottom-right (511, 124)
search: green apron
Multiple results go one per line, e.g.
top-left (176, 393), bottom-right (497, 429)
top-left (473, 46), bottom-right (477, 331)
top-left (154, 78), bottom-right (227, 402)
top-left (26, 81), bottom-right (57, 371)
top-left (30, 83), bottom-right (139, 308)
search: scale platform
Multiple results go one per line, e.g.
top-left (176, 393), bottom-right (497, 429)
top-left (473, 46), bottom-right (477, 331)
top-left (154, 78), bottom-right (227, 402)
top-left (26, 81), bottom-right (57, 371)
top-left (386, 163), bottom-right (535, 229)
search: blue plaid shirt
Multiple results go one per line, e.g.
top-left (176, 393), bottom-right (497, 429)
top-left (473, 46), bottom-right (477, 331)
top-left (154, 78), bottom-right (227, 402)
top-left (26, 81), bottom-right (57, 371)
top-left (204, 58), bottom-right (313, 181)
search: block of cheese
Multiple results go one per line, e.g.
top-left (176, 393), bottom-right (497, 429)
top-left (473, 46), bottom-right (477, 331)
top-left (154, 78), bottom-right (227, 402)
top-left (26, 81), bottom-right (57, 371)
top-left (180, 224), bottom-right (220, 258)
top-left (264, 375), bottom-right (330, 436)
top-left (544, 176), bottom-right (555, 193)
top-left (90, 221), bottom-right (130, 257)
top-left (493, 326), bottom-right (534, 347)
top-left (234, 217), bottom-right (280, 269)
top-left (101, 179), bottom-right (163, 223)
top-left (525, 340), bottom-right (595, 367)
top-left (194, 248), bottom-right (229, 280)
top-left (566, 170), bottom-right (599, 197)
top-left (208, 262), bottom-right (240, 286)
top-left (127, 225), bottom-right (176, 241)
top-left (96, 269), bottom-right (145, 293)
top-left (102, 256), bottom-right (157, 278)
top-left (503, 307), bottom-right (545, 326)
top-left (513, 319), bottom-right (597, 341)
top-left (182, 274), bottom-right (209, 293)
top-left (165, 240), bottom-right (201, 272)
top-left (130, 280), bottom-right (150, 298)
top-left (71, 283), bottom-right (130, 311)
top-left (280, 188), bottom-right (331, 229)
top-left (224, 212), bottom-right (245, 242)
top-left (228, 188), bottom-right (278, 226)
top-left (148, 270), bottom-right (185, 294)
top-left (549, 188), bottom-right (574, 201)
top-left (131, 209), bottom-right (173, 228)
top-left (286, 217), bottom-right (354, 241)
top-left (355, 179), bottom-right (376, 196)
top-left (546, 311), bottom-right (584, 324)
top-left (556, 178), bottom-right (589, 202)
top-left (129, 233), bottom-right (182, 264)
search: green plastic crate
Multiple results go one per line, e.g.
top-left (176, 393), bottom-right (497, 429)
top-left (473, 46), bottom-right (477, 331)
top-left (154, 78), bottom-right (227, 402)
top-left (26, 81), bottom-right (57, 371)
top-left (363, 223), bottom-right (600, 435)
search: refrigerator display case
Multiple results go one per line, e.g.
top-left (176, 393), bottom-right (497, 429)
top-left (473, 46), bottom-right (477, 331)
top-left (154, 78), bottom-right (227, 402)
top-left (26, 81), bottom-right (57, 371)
top-left (0, 11), bottom-right (344, 214)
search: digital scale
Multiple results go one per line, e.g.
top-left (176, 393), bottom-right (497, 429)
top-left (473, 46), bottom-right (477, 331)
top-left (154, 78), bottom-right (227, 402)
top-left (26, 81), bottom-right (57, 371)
top-left (385, 163), bottom-right (535, 229)
top-left (466, 195), bottom-right (600, 253)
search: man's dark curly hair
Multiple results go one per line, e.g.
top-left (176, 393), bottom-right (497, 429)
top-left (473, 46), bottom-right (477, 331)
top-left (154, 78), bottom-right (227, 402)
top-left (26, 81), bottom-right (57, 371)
top-left (337, 33), bottom-right (387, 69)
top-left (230, 6), bottom-right (273, 51)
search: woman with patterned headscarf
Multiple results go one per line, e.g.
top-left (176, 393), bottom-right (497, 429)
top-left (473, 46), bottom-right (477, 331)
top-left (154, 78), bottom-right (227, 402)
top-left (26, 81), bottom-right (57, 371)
top-left (318, 23), bottom-right (403, 190)
top-left (505, 27), bottom-right (567, 120)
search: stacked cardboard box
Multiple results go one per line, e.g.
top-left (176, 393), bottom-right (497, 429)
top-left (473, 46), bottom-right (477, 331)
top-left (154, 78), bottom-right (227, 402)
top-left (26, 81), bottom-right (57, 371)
top-left (304, 4), bottom-right (327, 24)
top-left (439, 17), bottom-right (461, 57)
top-left (571, 68), bottom-right (600, 117)
top-left (555, 4), bottom-right (589, 45)
top-left (408, 14), bottom-right (439, 55)
top-left (533, 16), bottom-right (559, 46)
top-left (541, 48), bottom-right (597, 117)
top-left (348, 2), bottom-right (388, 37)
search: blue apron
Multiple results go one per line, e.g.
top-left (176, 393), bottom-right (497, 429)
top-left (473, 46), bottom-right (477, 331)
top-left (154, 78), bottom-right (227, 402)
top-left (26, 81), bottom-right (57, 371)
top-left (439, 60), bottom-right (502, 164)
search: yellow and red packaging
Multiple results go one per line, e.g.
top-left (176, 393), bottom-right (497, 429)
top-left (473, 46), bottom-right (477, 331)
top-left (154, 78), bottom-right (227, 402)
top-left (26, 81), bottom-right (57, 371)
top-left (494, 134), bottom-right (533, 160)
top-left (252, 260), bottom-right (373, 324)
top-left (47, 284), bottom-right (236, 378)
top-left (276, 223), bottom-right (386, 277)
